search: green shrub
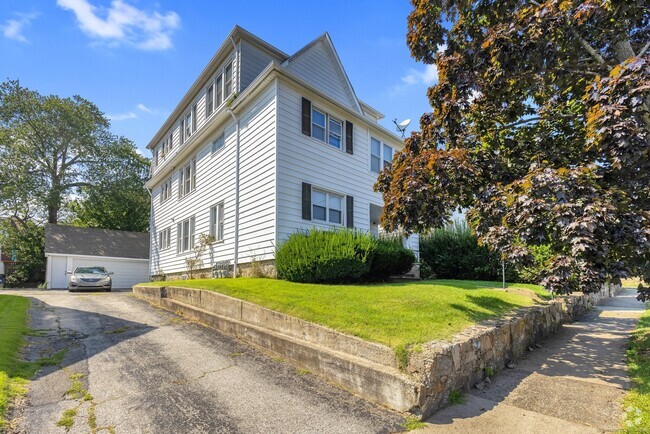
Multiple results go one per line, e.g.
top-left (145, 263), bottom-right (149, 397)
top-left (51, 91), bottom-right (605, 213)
top-left (366, 239), bottom-right (416, 281)
top-left (276, 229), bottom-right (375, 283)
top-left (420, 221), bottom-right (503, 281)
top-left (276, 229), bottom-right (416, 284)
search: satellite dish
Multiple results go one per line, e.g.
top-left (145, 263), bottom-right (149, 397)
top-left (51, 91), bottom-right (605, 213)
top-left (393, 118), bottom-right (411, 138)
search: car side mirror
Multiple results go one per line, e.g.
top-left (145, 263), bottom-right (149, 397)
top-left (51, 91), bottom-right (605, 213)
top-left (108, 272), bottom-right (114, 275)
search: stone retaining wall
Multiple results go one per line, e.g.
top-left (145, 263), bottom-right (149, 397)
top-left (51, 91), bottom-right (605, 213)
top-left (133, 282), bottom-right (620, 420)
top-left (407, 283), bottom-right (621, 417)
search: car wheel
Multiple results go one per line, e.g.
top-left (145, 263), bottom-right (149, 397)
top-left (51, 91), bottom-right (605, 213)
top-left (68, 288), bottom-right (75, 292)
top-left (105, 287), bottom-right (112, 292)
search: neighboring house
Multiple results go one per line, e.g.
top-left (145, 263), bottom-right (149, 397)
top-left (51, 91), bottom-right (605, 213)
top-left (45, 225), bottom-right (149, 289)
top-left (146, 25), bottom-right (419, 278)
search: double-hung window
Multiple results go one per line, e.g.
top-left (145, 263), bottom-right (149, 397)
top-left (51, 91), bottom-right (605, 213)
top-left (206, 84), bottom-right (214, 117)
top-left (209, 202), bottom-right (225, 242)
top-left (212, 132), bottom-right (225, 154)
top-left (184, 109), bottom-right (193, 140)
top-left (311, 107), bottom-right (344, 150)
top-left (176, 217), bottom-right (195, 253)
top-left (312, 190), bottom-right (343, 225)
top-left (160, 177), bottom-right (172, 204)
top-left (370, 137), bottom-right (394, 173)
top-left (178, 158), bottom-right (196, 198)
top-left (158, 228), bottom-right (171, 250)
top-left (168, 132), bottom-right (173, 152)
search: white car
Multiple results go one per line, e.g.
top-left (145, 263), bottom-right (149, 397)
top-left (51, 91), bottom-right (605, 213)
top-left (67, 266), bottom-right (113, 292)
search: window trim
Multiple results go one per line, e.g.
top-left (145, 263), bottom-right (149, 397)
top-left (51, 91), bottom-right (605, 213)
top-left (209, 202), bottom-right (225, 243)
top-left (311, 188), bottom-right (345, 226)
top-left (160, 176), bottom-right (172, 204)
top-left (178, 158), bottom-right (196, 199)
top-left (176, 216), bottom-right (195, 254)
top-left (158, 227), bottom-right (171, 250)
top-left (309, 105), bottom-right (345, 151)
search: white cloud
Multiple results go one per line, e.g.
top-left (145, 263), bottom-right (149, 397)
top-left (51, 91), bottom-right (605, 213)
top-left (401, 64), bottom-right (439, 86)
top-left (56, 0), bottom-right (180, 50)
top-left (136, 103), bottom-right (153, 113)
top-left (108, 111), bottom-right (137, 121)
top-left (1, 12), bottom-right (39, 43)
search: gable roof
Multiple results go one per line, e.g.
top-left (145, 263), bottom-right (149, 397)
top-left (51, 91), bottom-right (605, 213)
top-left (282, 33), bottom-right (362, 114)
top-left (45, 225), bottom-right (149, 260)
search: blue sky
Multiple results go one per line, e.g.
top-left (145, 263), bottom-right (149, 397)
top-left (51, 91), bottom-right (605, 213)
top-left (0, 0), bottom-right (436, 156)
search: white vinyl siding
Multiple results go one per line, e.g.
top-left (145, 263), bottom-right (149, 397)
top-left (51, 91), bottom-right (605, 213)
top-left (275, 80), bottom-right (418, 260)
top-left (284, 39), bottom-right (359, 112)
top-left (239, 39), bottom-right (277, 90)
top-left (149, 82), bottom-right (276, 275)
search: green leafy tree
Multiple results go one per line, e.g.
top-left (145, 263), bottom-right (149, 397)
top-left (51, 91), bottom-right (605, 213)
top-left (68, 139), bottom-right (150, 232)
top-left (0, 219), bottom-right (45, 285)
top-left (376, 1), bottom-right (649, 297)
top-left (0, 80), bottom-right (147, 225)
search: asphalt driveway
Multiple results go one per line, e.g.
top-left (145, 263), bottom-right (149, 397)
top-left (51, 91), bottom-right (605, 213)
top-left (5, 289), bottom-right (404, 433)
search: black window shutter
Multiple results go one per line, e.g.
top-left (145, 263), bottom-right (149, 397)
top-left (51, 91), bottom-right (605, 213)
top-left (302, 182), bottom-right (312, 220)
top-left (301, 98), bottom-right (312, 136)
top-left (346, 195), bottom-right (354, 228)
top-left (345, 121), bottom-right (353, 154)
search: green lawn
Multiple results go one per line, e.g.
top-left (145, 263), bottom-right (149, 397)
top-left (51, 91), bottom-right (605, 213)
top-left (0, 295), bottom-right (32, 429)
top-left (622, 306), bottom-right (650, 432)
top-left (141, 278), bottom-right (547, 351)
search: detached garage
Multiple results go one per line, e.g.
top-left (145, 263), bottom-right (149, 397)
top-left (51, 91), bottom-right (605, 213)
top-left (45, 225), bottom-right (150, 289)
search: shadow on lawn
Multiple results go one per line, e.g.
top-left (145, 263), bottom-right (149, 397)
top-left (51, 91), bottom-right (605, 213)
top-left (449, 294), bottom-right (524, 322)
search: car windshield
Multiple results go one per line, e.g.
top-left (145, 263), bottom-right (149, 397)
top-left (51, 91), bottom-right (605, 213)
top-left (74, 267), bottom-right (107, 274)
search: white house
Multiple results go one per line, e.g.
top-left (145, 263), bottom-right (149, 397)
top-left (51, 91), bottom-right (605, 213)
top-left (146, 26), bottom-right (419, 278)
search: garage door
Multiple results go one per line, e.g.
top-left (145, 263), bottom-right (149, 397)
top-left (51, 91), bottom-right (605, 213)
top-left (50, 256), bottom-right (68, 289)
top-left (71, 257), bottom-right (149, 289)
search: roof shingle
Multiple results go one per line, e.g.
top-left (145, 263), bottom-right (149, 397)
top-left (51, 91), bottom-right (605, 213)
top-left (45, 225), bottom-right (149, 259)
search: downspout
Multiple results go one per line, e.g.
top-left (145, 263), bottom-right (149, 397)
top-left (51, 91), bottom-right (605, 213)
top-left (145, 186), bottom-right (153, 280)
top-left (227, 108), bottom-right (240, 278)
top-left (228, 35), bottom-right (241, 278)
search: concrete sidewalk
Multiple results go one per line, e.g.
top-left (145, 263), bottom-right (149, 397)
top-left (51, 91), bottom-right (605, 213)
top-left (420, 288), bottom-right (646, 433)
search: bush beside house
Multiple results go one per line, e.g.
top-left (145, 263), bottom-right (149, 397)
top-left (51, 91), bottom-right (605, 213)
top-left (276, 229), bottom-right (415, 284)
top-left (420, 221), bottom-right (511, 281)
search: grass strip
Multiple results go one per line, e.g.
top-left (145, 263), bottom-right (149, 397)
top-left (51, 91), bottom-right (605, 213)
top-left (621, 306), bottom-right (650, 432)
